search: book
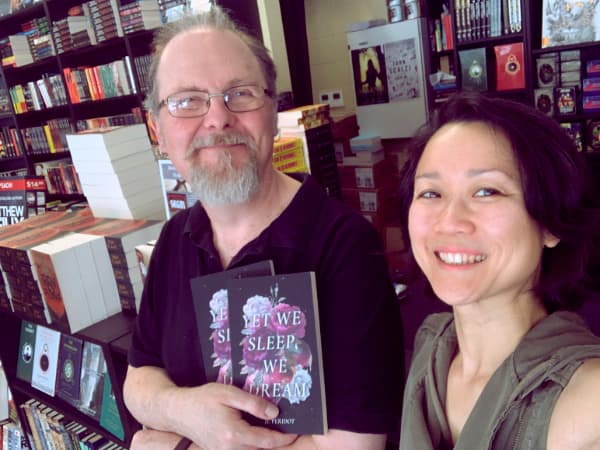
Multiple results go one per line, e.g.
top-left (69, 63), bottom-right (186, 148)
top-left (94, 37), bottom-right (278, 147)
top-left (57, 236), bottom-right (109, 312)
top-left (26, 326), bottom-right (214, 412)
top-left (99, 373), bottom-right (124, 441)
top-left (560, 121), bottom-right (585, 152)
top-left (541, 0), bottom-right (600, 48)
top-left (494, 42), bottom-right (525, 90)
top-left (534, 88), bottom-right (554, 116)
top-left (191, 260), bottom-right (275, 385)
top-left (555, 86), bottom-right (577, 116)
top-left (0, 176), bottom-right (47, 227)
top-left (227, 272), bottom-right (327, 434)
top-left (56, 334), bottom-right (84, 408)
top-left (31, 324), bottom-right (61, 397)
top-left (16, 320), bottom-right (36, 384)
top-left (459, 47), bottom-right (488, 91)
top-left (79, 340), bottom-right (106, 421)
top-left (157, 159), bottom-right (197, 219)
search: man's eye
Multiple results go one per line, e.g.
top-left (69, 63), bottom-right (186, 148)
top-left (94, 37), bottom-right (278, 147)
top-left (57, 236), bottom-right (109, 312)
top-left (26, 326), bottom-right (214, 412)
top-left (230, 88), bottom-right (254, 98)
top-left (474, 188), bottom-right (500, 197)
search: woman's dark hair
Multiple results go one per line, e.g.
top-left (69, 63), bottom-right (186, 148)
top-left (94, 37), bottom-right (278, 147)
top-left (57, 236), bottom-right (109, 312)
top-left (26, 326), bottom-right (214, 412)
top-left (399, 91), bottom-right (600, 312)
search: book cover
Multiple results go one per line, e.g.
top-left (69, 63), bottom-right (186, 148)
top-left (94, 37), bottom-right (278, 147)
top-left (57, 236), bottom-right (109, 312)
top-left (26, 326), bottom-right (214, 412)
top-left (555, 86), bottom-right (578, 116)
top-left (191, 260), bottom-right (275, 385)
top-left (16, 320), bottom-right (36, 384)
top-left (541, 0), bottom-right (600, 48)
top-left (459, 47), bottom-right (488, 91)
top-left (227, 272), bottom-right (327, 434)
top-left (157, 159), bottom-right (197, 219)
top-left (0, 176), bottom-right (46, 227)
top-left (31, 324), bottom-right (61, 397)
top-left (494, 43), bottom-right (525, 90)
top-left (79, 341), bottom-right (106, 421)
top-left (99, 373), bottom-right (124, 441)
top-left (560, 121), bottom-right (585, 152)
top-left (534, 88), bottom-right (555, 117)
top-left (56, 334), bottom-right (84, 408)
top-left (587, 120), bottom-right (600, 151)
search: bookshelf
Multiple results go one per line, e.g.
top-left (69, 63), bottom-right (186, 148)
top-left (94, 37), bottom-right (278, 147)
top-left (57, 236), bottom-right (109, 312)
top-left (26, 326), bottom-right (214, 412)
top-left (426, 0), bottom-right (535, 103)
top-left (0, 0), bottom-right (156, 205)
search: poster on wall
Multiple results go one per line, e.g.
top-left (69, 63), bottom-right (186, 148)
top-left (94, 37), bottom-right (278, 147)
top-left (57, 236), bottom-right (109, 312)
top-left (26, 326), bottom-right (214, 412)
top-left (351, 38), bottom-right (420, 106)
top-left (351, 46), bottom-right (389, 106)
top-left (541, 0), bottom-right (600, 48)
top-left (384, 38), bottom-right (420, 101)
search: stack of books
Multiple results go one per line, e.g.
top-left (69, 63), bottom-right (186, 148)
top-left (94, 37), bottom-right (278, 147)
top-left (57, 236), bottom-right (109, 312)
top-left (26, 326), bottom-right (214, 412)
top-left (343, 133), bottom-right (384, 165)
top-left (66, 124), bottom-right (166, 220)
top-left (119, 0), bottom-right (162, 34)
top-left (272, 136), bottom-right (308, 174)
top-left (278, 104), bottom-right (341, 198)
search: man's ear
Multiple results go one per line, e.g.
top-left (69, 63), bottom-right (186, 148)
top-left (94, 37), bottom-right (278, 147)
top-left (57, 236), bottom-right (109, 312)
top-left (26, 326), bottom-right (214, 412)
top-left (543, 230), bottom-right (560, 248)
top-left (148, 111), bottom-right (166, 154)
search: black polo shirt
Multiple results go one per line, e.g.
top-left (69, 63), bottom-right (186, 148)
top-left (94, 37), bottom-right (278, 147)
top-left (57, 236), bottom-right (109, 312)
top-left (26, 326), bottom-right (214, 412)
top-left (129, 174), bottom-right (403, 434)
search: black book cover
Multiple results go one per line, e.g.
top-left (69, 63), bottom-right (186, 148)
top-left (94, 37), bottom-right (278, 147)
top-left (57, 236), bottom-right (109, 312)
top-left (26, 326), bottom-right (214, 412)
top-left (227, 272), bottom-right (327, 434)
top-left (191, 260), bottom-right (274, 385)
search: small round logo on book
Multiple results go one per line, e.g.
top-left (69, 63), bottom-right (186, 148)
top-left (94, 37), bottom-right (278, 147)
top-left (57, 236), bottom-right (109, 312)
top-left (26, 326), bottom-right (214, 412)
top-left (506, 54), bottom-right (521, 75)
top-left (63, 358), bottom-right (74, 382)
top-left (39, 343), bottom-right (50, 372)
top-left (21, 343), bottom-right (32, 364)
top-left (468, 60), bottom-right (483, 80)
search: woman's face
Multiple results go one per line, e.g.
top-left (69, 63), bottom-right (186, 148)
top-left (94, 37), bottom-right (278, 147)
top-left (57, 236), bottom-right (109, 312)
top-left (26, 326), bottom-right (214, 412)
top-left (408, 122), bottom-right (558, 307)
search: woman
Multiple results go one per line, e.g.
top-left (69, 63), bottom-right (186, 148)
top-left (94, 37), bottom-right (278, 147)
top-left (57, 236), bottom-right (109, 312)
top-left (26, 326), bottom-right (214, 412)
top-left (399, 92), bottom-right (600, 450)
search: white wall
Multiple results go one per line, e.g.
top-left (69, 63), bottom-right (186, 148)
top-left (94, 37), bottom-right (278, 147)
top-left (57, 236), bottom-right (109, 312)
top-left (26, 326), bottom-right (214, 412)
top-left (257, 0), bottom-right (292, 94)
top-left (304, 0), bottom-right (387, 112)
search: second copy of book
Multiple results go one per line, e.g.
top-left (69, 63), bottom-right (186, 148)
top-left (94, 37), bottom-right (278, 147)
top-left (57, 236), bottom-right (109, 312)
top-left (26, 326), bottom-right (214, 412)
top-left (227, 272), bottom-right (327, 435)
top-left (191, 260), bottom-right (275, 385)
top-left (494, 43), bottom-right (525, 90)
top-left (459, 47), bottom-right (488, 91)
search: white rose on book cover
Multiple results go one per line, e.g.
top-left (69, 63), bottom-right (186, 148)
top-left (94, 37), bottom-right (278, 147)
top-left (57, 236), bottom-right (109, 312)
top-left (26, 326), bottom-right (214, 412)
top-left (227, 272), bottom-right (327, 435)
top-left (191, 260), bottom-right (275, 385)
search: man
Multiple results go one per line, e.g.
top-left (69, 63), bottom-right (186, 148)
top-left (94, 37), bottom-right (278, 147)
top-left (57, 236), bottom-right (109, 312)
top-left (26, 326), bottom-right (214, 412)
top-left (124, 6), bottom-right (403, 450)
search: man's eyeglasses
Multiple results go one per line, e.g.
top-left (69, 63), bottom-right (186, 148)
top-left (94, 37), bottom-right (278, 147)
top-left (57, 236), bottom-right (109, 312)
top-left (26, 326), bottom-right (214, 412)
top-left (158, 85), bottom-right (273, 118)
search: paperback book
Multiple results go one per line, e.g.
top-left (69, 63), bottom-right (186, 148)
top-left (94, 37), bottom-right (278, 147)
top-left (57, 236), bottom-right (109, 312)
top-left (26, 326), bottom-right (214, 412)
top-left (191, 260), bottom-right (275, 385)
top-left (56, 334), bottom-right (84, 408)
top-left (31, 324), bottom-right (61, 397)
top-left (227, 272), bottom-right (327, 434)
top-left (16, 320), bottom-right (37, 384)
top-left (79, 341), bottom-right (106, 421)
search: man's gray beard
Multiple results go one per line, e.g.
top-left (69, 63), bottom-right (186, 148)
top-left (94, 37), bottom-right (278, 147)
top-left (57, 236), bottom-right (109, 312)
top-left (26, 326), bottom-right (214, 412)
top-left (185, 133), bottom-right (260, 207)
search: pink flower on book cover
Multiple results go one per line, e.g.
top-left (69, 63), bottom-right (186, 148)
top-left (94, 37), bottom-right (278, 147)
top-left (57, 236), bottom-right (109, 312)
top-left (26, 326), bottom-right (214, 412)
top-left (209, 289), bottom-right (231, 382)
top-left (240, 284), bottom-right (313, 405)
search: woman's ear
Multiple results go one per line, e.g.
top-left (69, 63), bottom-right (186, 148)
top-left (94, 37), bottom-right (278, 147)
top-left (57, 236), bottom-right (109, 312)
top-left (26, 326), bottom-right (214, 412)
top-left (543, 230), bottom-right (560, 248)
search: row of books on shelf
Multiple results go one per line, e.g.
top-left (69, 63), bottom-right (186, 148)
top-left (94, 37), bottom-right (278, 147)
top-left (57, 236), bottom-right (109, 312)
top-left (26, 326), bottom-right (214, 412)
top-left (0, 207), bottom-right (163, 329)
top-left (0, 0), bottom-right (190, 69)
top-left (429, 8), bottom-right (453, 52)
top-left (2, 54), bottom-right (149, 115)
top-left (0, 108), bottom-right (144, 160)
top-left (453, 0), bottom-right (522, 43)
top-left (16, 320), bottom-right (126, 443)
top-left (553, 120), bottom-right (600, 153)
top-left (8, 74), bottom-right (68, 113)
top-left (63, 58), bottom-right (135, 104)
top-left (34, 158), bottom-right (83, 196)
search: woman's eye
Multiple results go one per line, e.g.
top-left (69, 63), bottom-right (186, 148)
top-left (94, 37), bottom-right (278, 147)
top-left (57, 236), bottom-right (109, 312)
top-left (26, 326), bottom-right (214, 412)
top-left (416, 190), bottom-right (439, 199)
top-left (474, 187), bottom-right (500, 197)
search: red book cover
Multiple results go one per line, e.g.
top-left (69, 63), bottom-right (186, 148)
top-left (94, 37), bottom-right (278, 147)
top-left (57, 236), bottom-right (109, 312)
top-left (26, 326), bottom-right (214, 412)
top-left (494, 43), bottom-right (525, 91)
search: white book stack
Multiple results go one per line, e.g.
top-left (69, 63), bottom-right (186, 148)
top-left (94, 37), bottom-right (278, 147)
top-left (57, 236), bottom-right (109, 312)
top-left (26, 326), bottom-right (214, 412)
top-left (343, 133), bottom-right (385, 166)
top-left (29, 232), bottom-right (121, 334)
top-left (66, 124), bottom-right (166, 220)
top-left (8, 34), bottom-right (34, 67)
top-left (80, 218), bottom-right (164, 313)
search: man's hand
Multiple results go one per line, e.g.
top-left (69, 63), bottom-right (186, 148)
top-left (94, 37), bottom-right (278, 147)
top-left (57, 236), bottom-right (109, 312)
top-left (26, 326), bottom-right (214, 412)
top-left (174, 382), bottom-right (298, 450)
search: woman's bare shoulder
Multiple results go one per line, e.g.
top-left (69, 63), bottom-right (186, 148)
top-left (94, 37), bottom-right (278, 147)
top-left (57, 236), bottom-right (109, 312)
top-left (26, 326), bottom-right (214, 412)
top-left (547, 358), bottom-right (600, 450)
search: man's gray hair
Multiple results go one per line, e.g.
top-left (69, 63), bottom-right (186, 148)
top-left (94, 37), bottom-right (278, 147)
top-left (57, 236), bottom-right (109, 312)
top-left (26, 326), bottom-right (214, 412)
top-left (144, 5), bottom-right (277, 114)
